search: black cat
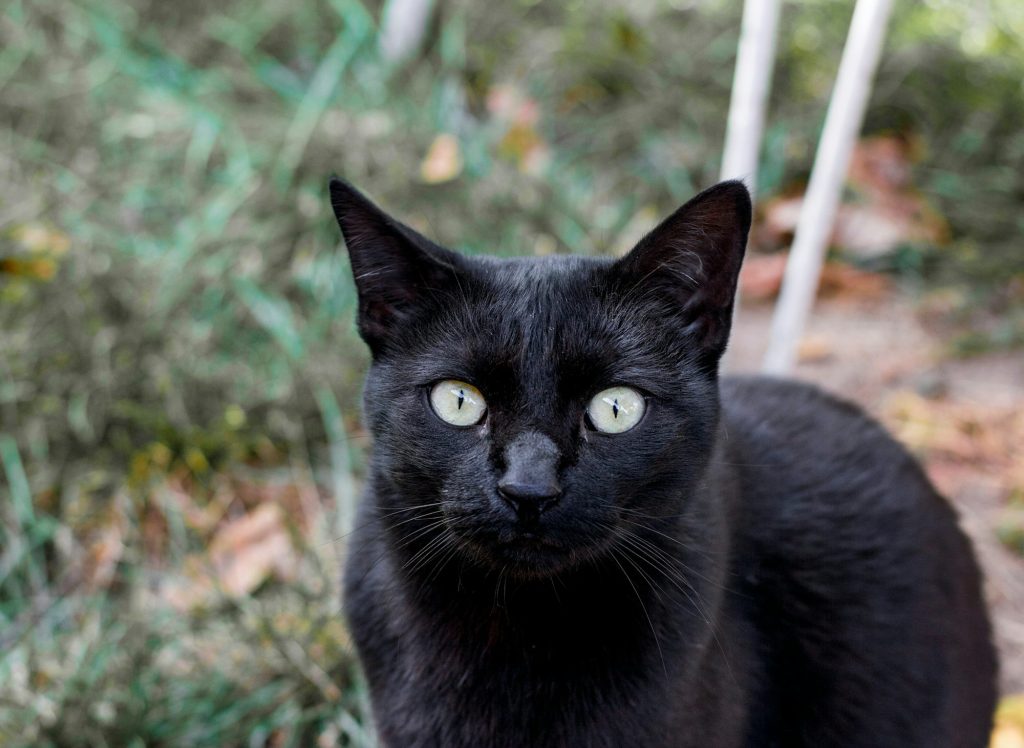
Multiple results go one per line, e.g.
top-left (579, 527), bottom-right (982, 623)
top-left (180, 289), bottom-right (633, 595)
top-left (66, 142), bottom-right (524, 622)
top-left (329, 178), bottom-right (997, 748)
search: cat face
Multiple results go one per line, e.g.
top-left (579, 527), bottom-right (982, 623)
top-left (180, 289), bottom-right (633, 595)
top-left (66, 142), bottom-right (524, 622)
top-left (331, 180), bottom-right (750, 578)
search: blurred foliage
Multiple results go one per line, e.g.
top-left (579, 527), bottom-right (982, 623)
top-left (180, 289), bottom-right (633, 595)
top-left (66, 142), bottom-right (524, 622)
top-left (1, 0), bottom-right (1023, 743)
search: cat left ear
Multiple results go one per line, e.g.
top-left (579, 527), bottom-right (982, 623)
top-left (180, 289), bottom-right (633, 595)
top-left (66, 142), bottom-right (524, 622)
top-left (329, 178), bottom-right (465, 356)
top-left (615, 180), bottom-right (751, 370)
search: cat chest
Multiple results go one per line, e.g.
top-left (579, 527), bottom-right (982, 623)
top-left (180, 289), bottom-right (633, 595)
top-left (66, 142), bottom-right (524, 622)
top-left (369, 614), bottom-right (694, 747)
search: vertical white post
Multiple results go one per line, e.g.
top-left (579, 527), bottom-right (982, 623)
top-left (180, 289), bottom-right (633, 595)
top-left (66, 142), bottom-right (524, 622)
top-left (379, 0), bottom-right (436, 64)
top-left (762, 0), bottom-right (895, 375)
top-left (720, 0), bottom-right (782, 202)
top-left (720, 0), bottom-right (781, 372)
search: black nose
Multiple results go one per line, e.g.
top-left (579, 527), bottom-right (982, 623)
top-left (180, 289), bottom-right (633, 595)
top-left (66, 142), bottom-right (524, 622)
top-left (497, 431), bottom-right (563, 521)
top-left (497, 480), bottom-right (562, 520)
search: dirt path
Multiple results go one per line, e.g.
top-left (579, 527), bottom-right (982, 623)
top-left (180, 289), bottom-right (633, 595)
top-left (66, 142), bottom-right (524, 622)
top-left (729, 292), bottom-right (1024, 694)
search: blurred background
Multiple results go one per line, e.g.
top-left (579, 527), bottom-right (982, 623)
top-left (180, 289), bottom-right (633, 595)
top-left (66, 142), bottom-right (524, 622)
top-left (1, 0), bottom-right (1022, 744)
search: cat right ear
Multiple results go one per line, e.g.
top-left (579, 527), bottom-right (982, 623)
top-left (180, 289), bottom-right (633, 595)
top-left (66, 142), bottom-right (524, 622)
top-left (614, 180), bottom-right (752, 371)
top-left (329, 178), bottom-right (464, 355)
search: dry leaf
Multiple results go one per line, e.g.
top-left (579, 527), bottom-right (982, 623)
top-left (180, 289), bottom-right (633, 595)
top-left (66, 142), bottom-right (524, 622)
top-left (884, 391), bottom-right (1021, 464)
top-left (208, 503), bottom-right (298, 597)
top-left (818, 263), bottom-right (889, 300)
top-left (162, 502), bottom-right (301, 610)
top-left (757, 136), bottom-right (947, 259)
top-left (738, 254), bottom-right (887, 303)
top-left (739, 253), bottom-right (788, 301)
top-left (487, 84), bottom-right (549, 174)
top-left (80, 522), bottom-right (125, 592)
top-left (11, 223), bottom-right (71, 255)
top-left (882, 391), bottom-right (1024, 507)
top-left (992, 726), bottom-right (1024, 748)
top-left (0, 257), bottom-right (58, 280)
top-left (420, 134), bottom-right (462, 184)
top-left (797, 336), bottom-right (833, 363)
top-left (993, 694), bottom-right (1024, 748)
top-left (486, 84), bottom-right (539, 125)
top-left (847, 134), bottom-right (917, 195)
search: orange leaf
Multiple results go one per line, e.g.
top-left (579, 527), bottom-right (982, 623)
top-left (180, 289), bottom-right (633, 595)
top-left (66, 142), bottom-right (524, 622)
top-left (420, 134), bottom-right (462, 184)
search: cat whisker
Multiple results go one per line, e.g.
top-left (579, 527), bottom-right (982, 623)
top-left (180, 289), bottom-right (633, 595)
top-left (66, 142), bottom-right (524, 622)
top-left (403, 531), bottom-right (455, 577)
top-left (612, 530), bottom-right (707, 621)
top-left (493, 565), bottom-right (508, 612)
top-left (626, 531), bottom-right (740, 687)
top-left (425, 539), bottom-right (464, 586)
top-left (548, 576), bottom-right (562, 606)
top-left (323, 502), bottom-right (447, 547)
top-left (616, 518), bottom-right (729, 585)
top-left (613, 528), bottom-right (739, 689)
top-left (608, 552), bottom-right (668, 679)
top-left (345, 514), bottom-right (450, 593)
top-left (612, 540), bottom-right (669, 605)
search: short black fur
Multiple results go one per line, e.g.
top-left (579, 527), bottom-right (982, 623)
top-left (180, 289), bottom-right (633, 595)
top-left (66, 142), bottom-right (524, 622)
top-left (329, 178), bottom-right (997, 747)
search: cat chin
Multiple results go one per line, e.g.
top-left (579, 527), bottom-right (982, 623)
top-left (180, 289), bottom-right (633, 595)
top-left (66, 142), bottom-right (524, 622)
top-left (452, 530), bottom-right (610, 580)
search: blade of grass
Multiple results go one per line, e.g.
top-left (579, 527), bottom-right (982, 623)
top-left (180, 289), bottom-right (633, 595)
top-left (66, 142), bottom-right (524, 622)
top-left (314, 386), bottom-right (356, 540)
top-left (273, 0), bottom-right (375, 189)
top-left (233, 277), bottom-right (306, 361)
top-left (0, 435), bottom-right (32, 526)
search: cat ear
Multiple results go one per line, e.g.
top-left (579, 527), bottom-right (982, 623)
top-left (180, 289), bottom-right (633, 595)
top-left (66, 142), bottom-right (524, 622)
top-left (329, 178), bottom-right (465, 355)
top-left (615, 180), bottom-right (751, 370)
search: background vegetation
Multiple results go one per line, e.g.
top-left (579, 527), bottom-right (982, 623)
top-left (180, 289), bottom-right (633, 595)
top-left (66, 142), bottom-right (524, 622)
top-left (1, 0), bottom-right (1022, 744)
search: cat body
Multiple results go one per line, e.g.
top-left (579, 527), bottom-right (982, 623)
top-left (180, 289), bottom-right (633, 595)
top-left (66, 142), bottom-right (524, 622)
top-left (330, 179), bottom-right (997, 747)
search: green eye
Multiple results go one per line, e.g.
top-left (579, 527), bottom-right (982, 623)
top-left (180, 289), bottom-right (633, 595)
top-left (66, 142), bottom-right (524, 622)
top-left (586, 386), bottom-right (645, 434)
top-left (429, 380), bottom-right (487, 427)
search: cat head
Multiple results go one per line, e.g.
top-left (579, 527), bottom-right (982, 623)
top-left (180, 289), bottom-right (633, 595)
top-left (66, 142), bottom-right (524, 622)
top-left (330, 179), bottom-right (750, 579)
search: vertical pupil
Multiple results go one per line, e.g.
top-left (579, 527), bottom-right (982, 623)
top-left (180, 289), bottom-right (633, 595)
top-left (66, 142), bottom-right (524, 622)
top-left (457, 389), bottom-right (465, 410)
top-left (612, 399), bottom-right (619, 419)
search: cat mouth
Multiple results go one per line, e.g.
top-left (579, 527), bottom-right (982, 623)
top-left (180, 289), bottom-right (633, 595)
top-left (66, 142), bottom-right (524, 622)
top-left (498, 533), bottom-right (561, 553)
top-left (458, 526), bottom-right (580, 576)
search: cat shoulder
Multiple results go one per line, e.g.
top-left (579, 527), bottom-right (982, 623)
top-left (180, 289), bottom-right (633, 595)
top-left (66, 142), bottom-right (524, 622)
top-left (717, 374), bottom-right (952, 542)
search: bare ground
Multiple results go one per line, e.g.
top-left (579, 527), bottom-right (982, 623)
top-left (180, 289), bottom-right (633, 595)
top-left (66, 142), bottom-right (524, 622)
top-left (729, 292), bottom-right (1024, 695)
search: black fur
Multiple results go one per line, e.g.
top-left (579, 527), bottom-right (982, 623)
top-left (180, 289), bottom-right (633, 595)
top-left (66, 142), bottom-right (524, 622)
top-left (329, 178), bottom-right (997, 747)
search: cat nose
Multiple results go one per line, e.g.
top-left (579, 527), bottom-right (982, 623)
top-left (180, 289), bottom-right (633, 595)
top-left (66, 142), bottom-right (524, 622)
top-left (497, 479), bottom-right (562, 519)
top-left (497, 431), bottom-right (562, 521)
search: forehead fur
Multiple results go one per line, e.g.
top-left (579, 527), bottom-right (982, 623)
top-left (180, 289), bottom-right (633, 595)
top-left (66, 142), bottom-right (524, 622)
top-left (385, 253), bottom-right (700, 404)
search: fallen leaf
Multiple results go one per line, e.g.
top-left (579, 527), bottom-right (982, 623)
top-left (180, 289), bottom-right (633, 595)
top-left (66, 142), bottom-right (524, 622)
top-left (486, 84), bottom-right (539, 125)
top-left (846, 134), bottom-right (917, 196)
top-left (208, 503), bottom-right (298, 597)
top-left (0, 257), bottom-right (58, 280)
top-left (797, 336), bottom-right (833, 363)
top-left (882, 391), bottom-right (1024, 509)
top-left (161, 502), bottom-right (301, 610)
top-left (818, 262), bottom-right (890, 300)
top-left (738, 254), bottom-right (888, 303)
top-left (80, 522), bottom-right (125, 592)
top-left (739, 253), bottom-right (788, 301)
top-left (487, 84), bottom-right (549, 174)
top-left (420, 134), bottom-right (462, 184)
top-left (993, 695), bottom-right (1024, 748)
top-left (11, 223), bottom-right (71, 255)
top-left (992, 727), bottom-right (1024, 748)
top-left (757, 135), bottom-right (948, 259)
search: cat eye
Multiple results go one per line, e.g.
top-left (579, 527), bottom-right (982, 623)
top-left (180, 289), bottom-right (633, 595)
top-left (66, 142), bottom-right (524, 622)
top-left (429, 380), bottom-right (487, 427)
top-left (586, 386), bottom-right (645, 434)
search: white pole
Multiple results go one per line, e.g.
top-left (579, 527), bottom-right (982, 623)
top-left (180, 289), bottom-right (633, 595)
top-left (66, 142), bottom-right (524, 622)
top-left (720, 0), bottom-right (782, 202)
top-left (762, 0), bottom-right (895, 375)
top-left (720, 0), bottom-right (781, 373)
top-left (379, 0), bottom-right (436, 64)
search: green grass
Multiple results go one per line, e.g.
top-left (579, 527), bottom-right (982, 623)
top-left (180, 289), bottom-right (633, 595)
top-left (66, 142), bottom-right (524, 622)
top-left (1, 0), bottom-right (1022, 744)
